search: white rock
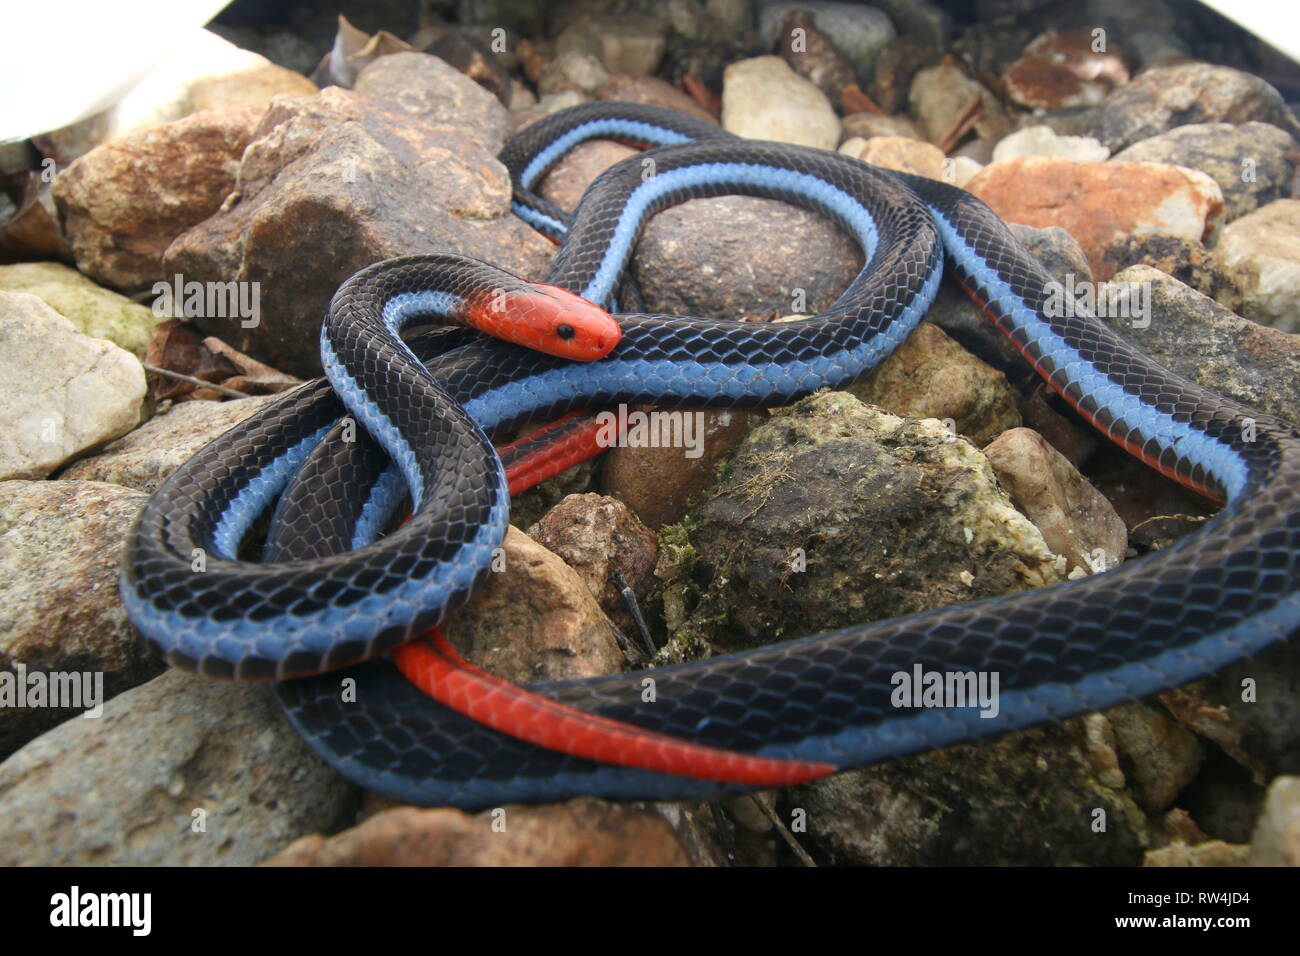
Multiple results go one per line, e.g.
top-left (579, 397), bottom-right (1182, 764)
top-left (0, 292), bottom-right (145, 480)
top-left (948, 155), bottom-right (984, 189)
top-left (722, 56), bottom-right (840, 150)
top-left (993, 126), bottom-right (1111, 163)
top-left (1217, 199), bottom-right (1300, 333)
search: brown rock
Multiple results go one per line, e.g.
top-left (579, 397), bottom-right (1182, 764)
top-left (52, 109), bottom-right (262, 289)
top-left (841, 136), bottom-right (946, 180)
top-left (1102, 233), bottom-right (1244, 313)
top-left (841, 111), bottom-right (924, 142)
top-left (0, 481), bottom-right (162, 758)
top-left (967, 157), bottom-right (1225, 280)
top-left (872, 37), bottom-right (941, 114)
top-left (440, 526), bottom-right (623, 685)
top-left (163, 88), bottom-right (552, 378)
top-left (264, 798), bottom-right (692, 866)
top-left (908, 63), bottom-right (1011, 144)
top-left (983, 427), bottom-right (1127, 574)
top-left (778, 10), bottom-right (858, 104)
top-left (596, 74), bottom-right (717, 123)
top-left (847, 321), bottom-right (1021, 446)
top-left (538, 141), bottom-right (638, 213)
top-left (601, 407), bottom-right (767, 529)
top-left (353, 52), bottom-right (509, 153)
top-left (1003, 28), bottom-right (1129, 111)
top-left (184, 64), bottom-right (317, 113)
top-left (529, 493), bottom-right (658, 636)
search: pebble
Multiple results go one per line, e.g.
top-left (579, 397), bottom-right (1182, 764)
top-left (721, 57), bottom-right (840, 150)
top-left (0, 262), bottom-right (158, 357)
top-left (1216, 200), bottom-right (1300, 333)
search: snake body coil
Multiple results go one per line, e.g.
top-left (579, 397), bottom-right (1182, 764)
top-left (122, 103), bottom-right (1300, 808)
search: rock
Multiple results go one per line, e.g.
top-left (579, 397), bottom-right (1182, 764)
top-left (721, 57), bottom-right (839, 150)
top-left (1101, 234), bottom-right (1244, 313)
top-left (757, 1), bottom-right (896, 79)
top-left (1247, 776), bottom-right (1300, 866)
top-left (353, 52), bottom-right (509, 153)
top-left (992, 125), bottom-right (1110, 163)
top-left (1144, 840), bottom-right (1250, 867)
top-left (967, 156), bottom-right (1225, 280)
top-left (0, 481), bottom-right (161, 758)
top-left (1113, 123), bottom-right (1295, 222)
top-left (601, 407), bottom-right (767, 530)
top-left (1082, 62), bottom-right (1298, 154)
top-left (440, 526), bottom-right (623, 685)
top-left (947, 155), bottom-right (984, 189)
top-left (1217, 200), bottom-right (1300, 333)
top-left (908, 63), bottom-right (1011, 144)
top-left (0, 292), bottom-right (145, 480)
top-left (538, 142), bottom-right (638, 213)
top-left (632, 195), bottom-right (860, 320)
top-left (952, 20), bottom-right (1034, 78)
top-left (1101, 265), bottom-right (1300, 424)
top-left (0, 669), bottom-right (357, 865)
top-left (1093, 700), bottom-right (1203, 813)
top-left (596, 74), bottom-right (717, 123)
top-left (60, 396), bottom-right (275, 493)
top-left (983, 427), bottom-right (1127, 575)
top-left (33, 29), bottom-right (316, 165)
top-left (786, 716), bottom-right (1150, 865)
top-left (872, 0), bottom-right (951, 48)
top-left (841, 111), bottom-right (923, 142)
top-left (51, 108), bottom-right (262, 290)
top-left (0, 262), bottom-right (158, 357)
top-left (926, 223), bottom-right (1092, 385)
top-left (527, 494), bottom-right (659, 640)
top-left (1003, 28), bottom-right (1129, 111)
top-left (846, 321), bottom-right (1021, 446)
top-left (163, 88), bottom-right (552, 378)
top-left (840, 136), bottom-right (946, 180)
top-left (1200, 639), bottom-right (1300, 780)
top-left (537, 51), bottom-right (611, 97)
top-left (539, 90), bottom-right (592, 114)
top-left (426, 31), bottom-right (513, 105)
top-left (656, 392), bottom-right (1065, 654)
top-left (554, 12), bottom-right (668, 76)
top-left (777, 10), bottom-right (857, 104)
top-left (265, 798), bottom-right (691, 865)
top-left (871, 38), bottom-right (941, 115)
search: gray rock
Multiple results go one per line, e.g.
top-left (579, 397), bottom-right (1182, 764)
top-left (785, 715), bottom-right (1151, 865)
top-left (1082, 63), bottom-right (1299, 153)
top-left (0, 480), bottom-right (161, 759)
top-left (655, 392), bottom-right (1065, 655)
top-left (1101, 265), bottom-right (1300, 424)
top-left (757, 1), bottom-right (896, 79)
top-left (0, 670), bottom-right (358, 865)
top-left (163, 88), bottom-right (552, 378)
top-left (0, 261), bottom-right (159, 358)
top-left (61, 395), bottom-right (275, 493)
top-left (354, 52), bottom-right (509, 153)
top-left (1114, 123), bottom-right (1295, 222)
top-left (632, 194), bottom-right (860, 320)
top-left (0, 292), bottom-right (145, 480)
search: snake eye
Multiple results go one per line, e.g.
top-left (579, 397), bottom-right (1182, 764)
top-left (556, 323), bottom-right (576, 340)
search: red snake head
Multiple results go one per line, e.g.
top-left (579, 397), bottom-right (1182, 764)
top-left (464, 282), bottom-right (621, 361)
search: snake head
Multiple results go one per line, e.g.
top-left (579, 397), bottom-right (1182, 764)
top-left (466, 282), bottom-right (621, 361)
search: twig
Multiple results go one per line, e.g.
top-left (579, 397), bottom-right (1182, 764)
top-left (611, 568), bottom-right (657, 659)
top-left (752, 795), bottom-right (818, 867)
top-left (143, 364), bottom-right (251, 400)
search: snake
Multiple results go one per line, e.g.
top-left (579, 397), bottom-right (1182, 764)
top-left (121, 102), bottom-right (1300, 809)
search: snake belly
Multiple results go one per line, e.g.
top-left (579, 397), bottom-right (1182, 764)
top-left (122, 103), bottom-right (1300, 809)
